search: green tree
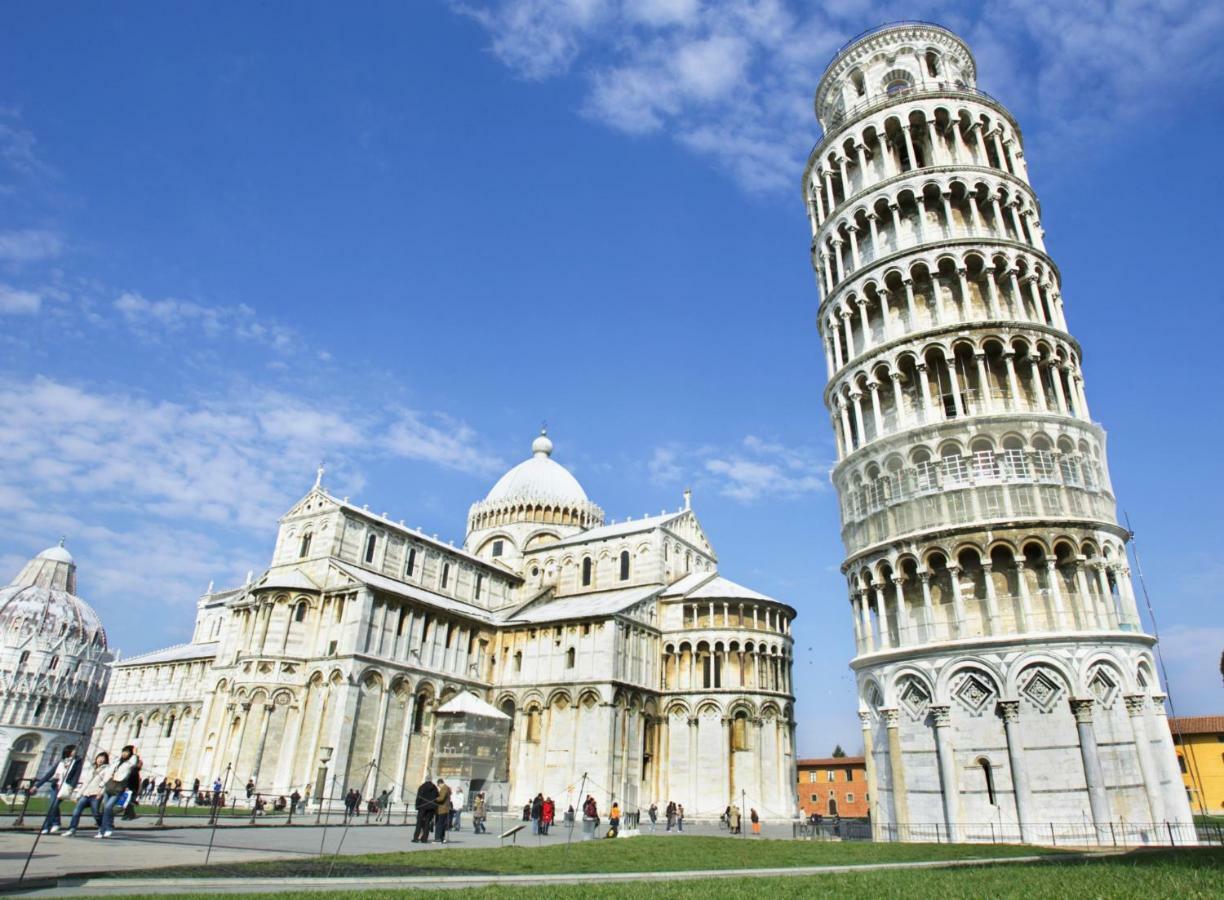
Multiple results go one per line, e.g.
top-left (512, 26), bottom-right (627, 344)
top-left (832, 744), bottom-right (846, 758)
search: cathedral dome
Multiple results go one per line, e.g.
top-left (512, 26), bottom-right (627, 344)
top-left (485, 430), bottom-right (589, 506)
top-left (467, 430), bottom-right (604, 543)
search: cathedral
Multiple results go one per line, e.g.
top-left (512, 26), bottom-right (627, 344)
top-left (93, 431), bottom-right (799, 818)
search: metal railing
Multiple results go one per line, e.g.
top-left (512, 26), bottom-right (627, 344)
top-left (793, 818), bottom-right (1223, 847)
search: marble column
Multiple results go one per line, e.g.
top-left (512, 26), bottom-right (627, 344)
top-left (998, 700), bottom-right (1037, 843)
top-left (1124, 694), bottom-right (1165, 823)
top-left (1071, 698), bottom-right (1111, 840)
top-left (930, 704), bottom-right (959, 842)
top-left (859, 710), bottom-right (881, 840)
top-left (883, 708), bottom-right (910, 835)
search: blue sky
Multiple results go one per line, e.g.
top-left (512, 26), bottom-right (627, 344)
top-left (2, 1), bottom-right (1222, 755)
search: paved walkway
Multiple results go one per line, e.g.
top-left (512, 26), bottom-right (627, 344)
top-left (11, 854), bottom-right (1074, 896)
top-left (0, 820), bottom-right (789, 884)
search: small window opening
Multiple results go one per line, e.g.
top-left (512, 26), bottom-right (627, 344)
top-left (364, 534), bottom-right (377, 563)
top-left (475, 573), bottom-right (484, 600)
top-left (492, 540), bottom-right (504, 558)
top-left (405, 547), bottom-right (417, 577)
top-left (582, 558), bottom-right (592, 586)
top-left (619, 550), bottom-right (630, 581)
top-left (978, 758), bottom-right (997, 806)
top-left (299, 532), bottom-right (312, 558)
top-left (566, 647), bottom-right (576, 668)
top-left (294, 602), bottom-right (307, 623)
top-left (441, 563), bottom-right (450, 589)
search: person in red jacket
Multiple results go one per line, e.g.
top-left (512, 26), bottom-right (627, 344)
top-left (542, 796), bottom-right (554, 835)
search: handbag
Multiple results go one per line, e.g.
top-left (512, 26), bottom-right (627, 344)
top-left (104, 779), bottom-right (125, 797)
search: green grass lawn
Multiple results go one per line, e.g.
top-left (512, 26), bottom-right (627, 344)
top-left (116, 835), bottom-right (1062, 879)
top-left (82, 848), bottom-right (1224, 898)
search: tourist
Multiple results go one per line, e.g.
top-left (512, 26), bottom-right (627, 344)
top-left (120, 752), bottom-right (142, 820)
top-left (521, 801), bottom-right (531, 821)
top-left (530, 793), bottom-right (543, 835)
top-left (245, 778), bottom-right (255, 802)
top-left (254, 794), bottom-right (267, 816)
top-left (750, 808), bottom-right (760, 835)
top-left (274, 795), bottom-right (287, 813)
top-left (542, 796), bottom-right (554, 835)
top-left (434, 778), bottom-right (452, 844)
top-left (451, 784), bottom-right (464, 830)
top-left (472, 791), bottom-right (487, 834)
top-left (98, 745), bottom-right (138, 838)
top-left (648, 802), bottom-right (657, 832)
top-left (31, 745), bottom-right (81, 834)
top-left (172, 779), bottom-right (182, 803)
top-left (412, 777), bottom-right (437, 843)
top-left (608, 801), bottom-right (621, 838)
top-left (677, 803), bottom-right (684, 831)
top-left (376, 788), bottom-right (391, 822)
top-left (290, 788), bottom-right (301, 814)
top-left (62, 751), bottom-right (110, 837)
top-left (729, 803), bottom-right (741, 834)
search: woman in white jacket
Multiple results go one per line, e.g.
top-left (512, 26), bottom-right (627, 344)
top-left (97, 745), bottom-right (137, 838)
top-left (61, 752), bottom-right (111, 837)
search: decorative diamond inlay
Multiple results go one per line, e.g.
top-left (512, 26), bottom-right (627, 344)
top-left (899, 679), bottom-right (931, 720)
top-left (1021, 669), bottom-right (1062, 712)
top-left (1088, 668), bottom-right (1118, 708)
top-left (953, 672), bottom-right (995, 714)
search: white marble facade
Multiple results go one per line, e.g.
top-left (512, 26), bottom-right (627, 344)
top-left (94, 432), bottom-right (798, 818)
top-left (0, 544), bottom-right (112, 789)
top-left (806, 23), bottom-right (1194, 841)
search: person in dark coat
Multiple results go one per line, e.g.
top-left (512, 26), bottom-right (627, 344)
top-left (530, 793), bottom-right (544, 835)
top-left (433, 778), bottom-right (452, 844)
top-left (412, 778), bottom-right (438, 843)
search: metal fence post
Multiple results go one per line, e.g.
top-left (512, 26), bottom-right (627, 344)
top-left (14, 784), bottom-right (32, 828)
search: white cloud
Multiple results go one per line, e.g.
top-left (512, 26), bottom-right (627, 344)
top-left (0, 376), bottom-right (504, 533)
top-left (113, 291), bottom-right (296, 351)
top-left (650, 433), bottom-right (830, 501)
top-left (0, 283), bottom-right (40, 314)
top-left (453, 0), bottom-right (1224, 192)
top-left (0, 228), bottom-right (63, 262)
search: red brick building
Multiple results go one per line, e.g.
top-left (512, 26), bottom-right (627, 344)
top-left (797, 756), bottom-right (869, 819)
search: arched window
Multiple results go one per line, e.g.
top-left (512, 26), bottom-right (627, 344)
top-left (978, 758), bottom-right (997, 805)
top-left (850, 69), bottom-right (866, 97)
top-left (732, 711), bottom-right (749, 751)
top-left (566, 647), bottom-right (576, 669)
top-left (166, 714), bottom-right (176, 737)
top-left (685, 551), bottom-right (692, 573)
top-left (619, 550), bottom-right (630, 581)
top-left (34, 698), bottom-right (46, 719)
top-left (441, 563), bottom-right (450, 589)
top-left (412, 695), bottom-right (428, 734)
top-left (925, 50), bottom-right (940, 77)
top-left (582, 558), bottom-right (592, 587)
top-left (405, 547), bottom-right (417, 577)
top-left (364, 534), bottom-right (378, 563)
top-left (134, 718), bottom-right (143, 738)
top-left (828, 797), bottom-right (838, 816)
top-left (526, 706), bottom-right (542, 742)
top-left (17, 650), bottom-right (29, 667)
top-left (294, 602), bottom-right (308, 623)
top-left (514, 651), bottom-right (523, 672)
top-left (299, 532), bottom-right (312, 558)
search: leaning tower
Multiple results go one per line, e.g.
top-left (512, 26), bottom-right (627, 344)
top-left (805, 23), bottom-right (1193, 843)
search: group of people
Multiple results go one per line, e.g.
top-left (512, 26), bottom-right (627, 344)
top-left (30, 744), bottom-right (142, 839)
top-left (411, 777), bottom-right (471, 844)
top-left (523, 794), bottom-right (555, 835)
top-left (342, 787), bottom-right (393, 821)
top-left (721, 804), bottom-right (761, 835)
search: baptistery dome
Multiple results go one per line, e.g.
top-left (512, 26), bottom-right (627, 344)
top-left (0, 542), bottom-right (112, 790)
